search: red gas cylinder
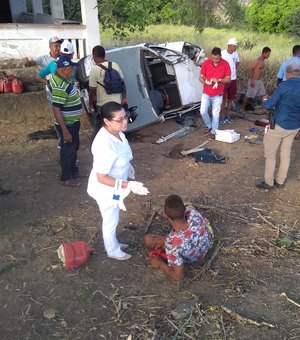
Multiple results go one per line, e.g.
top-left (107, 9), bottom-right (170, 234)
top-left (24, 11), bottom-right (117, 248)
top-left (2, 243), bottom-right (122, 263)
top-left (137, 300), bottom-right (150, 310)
top-left (3, 78), bottom-right (12, 93)
top-left (57, 241), bottom-right (95, 269)
top-left (12, 78), bottom-right (23, 94)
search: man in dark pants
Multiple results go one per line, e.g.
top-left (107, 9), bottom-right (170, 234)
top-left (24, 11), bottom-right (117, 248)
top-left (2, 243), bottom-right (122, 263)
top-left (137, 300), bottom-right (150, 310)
top-left (88, 45), bottom-right (127, 141)
top-left (256, 62), bottom-right (300, 191)
top-left (49, 56), bottom-right (84, 187)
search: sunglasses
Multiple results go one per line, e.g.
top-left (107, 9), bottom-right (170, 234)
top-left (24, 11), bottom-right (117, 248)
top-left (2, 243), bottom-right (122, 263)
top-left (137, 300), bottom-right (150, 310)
top-left (111, 116), bottom-right (129, 123)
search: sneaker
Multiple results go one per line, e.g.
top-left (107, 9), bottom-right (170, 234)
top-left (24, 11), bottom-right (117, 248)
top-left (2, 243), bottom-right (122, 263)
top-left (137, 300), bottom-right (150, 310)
top-left (107, 253), bottom-right (132, 261)
top-left (209, 133), bottom-right (216, 140)
top-left (274, 180), bottom-right (285, 189)
top-left (219, 117), bottom-right (227, 125)
top-left (256, 181), bottom-right (274, 191)
top-left (61, 178), bottom-right (81, 187)
top-left (203, 127), bottom-right (212, 136)
top-left (226, 115), bottom-right (233, 123)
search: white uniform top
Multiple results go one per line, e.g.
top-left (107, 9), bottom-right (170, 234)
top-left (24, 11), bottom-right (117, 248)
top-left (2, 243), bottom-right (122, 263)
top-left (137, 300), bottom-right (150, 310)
top-left (221, 50), bottom-right (240, 80)
top-left (89, 61), bottom-right (124, 107)
top-left (87, 127), bottom-right (133, 202)
top-left (34, 54), bottom-right (56, 67)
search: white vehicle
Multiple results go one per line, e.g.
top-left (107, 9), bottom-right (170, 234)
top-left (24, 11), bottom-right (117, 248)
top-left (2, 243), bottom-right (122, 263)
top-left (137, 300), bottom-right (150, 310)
top-left (76, 42), bottom-right (205, 132)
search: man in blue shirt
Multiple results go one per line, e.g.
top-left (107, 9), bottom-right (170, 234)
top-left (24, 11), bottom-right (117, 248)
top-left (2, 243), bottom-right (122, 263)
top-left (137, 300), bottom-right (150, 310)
top-left (277, 45), bottom-right (300, 85)
top-left (256, 62), bottom-right (300, 191)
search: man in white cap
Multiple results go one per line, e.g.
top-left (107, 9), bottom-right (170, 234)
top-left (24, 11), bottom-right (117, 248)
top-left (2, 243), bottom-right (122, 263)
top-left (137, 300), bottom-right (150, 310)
top-left (23, 36), bottom-right (63, 67)
top-left (36, 40), bottom-right (76, 88)
top-left (220, 38), bottom-right (240, 124)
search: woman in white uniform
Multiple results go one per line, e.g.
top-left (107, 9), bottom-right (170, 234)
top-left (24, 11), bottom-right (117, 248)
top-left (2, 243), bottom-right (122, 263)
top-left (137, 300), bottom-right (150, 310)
top-left (87, 101), bottom-right (149, 260)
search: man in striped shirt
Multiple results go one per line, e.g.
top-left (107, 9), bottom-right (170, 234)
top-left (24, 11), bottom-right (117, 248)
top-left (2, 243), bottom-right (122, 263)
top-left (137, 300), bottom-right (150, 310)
top-left (50, 56), bottom-right (83, 187)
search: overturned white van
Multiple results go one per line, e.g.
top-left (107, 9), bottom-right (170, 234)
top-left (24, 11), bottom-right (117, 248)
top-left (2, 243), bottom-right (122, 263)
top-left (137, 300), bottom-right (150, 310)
top-left (76, 42), bottom-right (205, 132)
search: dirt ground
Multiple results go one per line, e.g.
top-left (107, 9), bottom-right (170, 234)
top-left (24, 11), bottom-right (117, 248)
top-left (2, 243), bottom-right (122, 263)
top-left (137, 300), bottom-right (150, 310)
top-left (0, 105), bottom-right (300, 339)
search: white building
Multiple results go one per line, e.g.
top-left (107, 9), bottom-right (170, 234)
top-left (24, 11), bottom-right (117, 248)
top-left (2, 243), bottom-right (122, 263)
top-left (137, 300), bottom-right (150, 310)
top-left (0, 0), bottom-right (100, 60)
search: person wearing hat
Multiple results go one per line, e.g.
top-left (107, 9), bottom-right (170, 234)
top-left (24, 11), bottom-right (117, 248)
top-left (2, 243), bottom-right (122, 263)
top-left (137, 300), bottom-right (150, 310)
top-left (23, 36), bottom-right (63, 67)
top-left (256, 62), bottom-right (300, 191)
top-left (49, 56), bottom-right (84, 187)
top-left (220, 38), bottom-right (240, 124)
top-left (36, 40), bottom-right (76, 90)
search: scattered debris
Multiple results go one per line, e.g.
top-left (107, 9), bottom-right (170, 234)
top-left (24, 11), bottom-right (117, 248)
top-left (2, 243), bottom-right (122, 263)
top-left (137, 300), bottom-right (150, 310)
top-left (144, 211), bottom-right (158, 234)
top-left (191, 240), bottom-right (222, 281)
top-left (43, 308), bottom-right (56, 319)
top-left (180, 140), bottom-right (209, 156)
top-left (171, 298), bottom-right (199, 320)
top-left (215, 129), bottom-right (240, 143)
top-left (0, 261), bottom-right (13, 275)
top-left (189, 148), bottom-right (226, 164)
top-left (278, 235), bottom-right (294, 248)
top-left (220, 305), bottom-right (275, 328)
top-left (280, 292), bottom-right (300, 308)
top-left (155, 123), bottom-right (199, 144)
top-left (28, 128), bottom-right (57, 140)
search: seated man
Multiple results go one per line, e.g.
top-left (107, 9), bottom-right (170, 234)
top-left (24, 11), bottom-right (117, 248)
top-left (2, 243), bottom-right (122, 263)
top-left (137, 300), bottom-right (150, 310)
top-left (144, 194), bottom-right (214, 281)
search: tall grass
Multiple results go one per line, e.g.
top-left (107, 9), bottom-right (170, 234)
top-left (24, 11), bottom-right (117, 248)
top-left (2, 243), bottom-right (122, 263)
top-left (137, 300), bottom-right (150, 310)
top-left (101, 25), bottom-right (298, 94)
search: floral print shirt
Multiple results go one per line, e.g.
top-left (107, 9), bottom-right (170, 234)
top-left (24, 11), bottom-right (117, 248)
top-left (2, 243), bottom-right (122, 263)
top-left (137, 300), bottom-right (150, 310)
top-left (165, 206), bottom-right (214, 266)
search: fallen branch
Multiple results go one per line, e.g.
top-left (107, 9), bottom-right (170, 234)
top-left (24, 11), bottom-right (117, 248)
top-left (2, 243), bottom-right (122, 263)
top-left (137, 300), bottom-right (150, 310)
top-left (220, 306), bottom-right (275, 328)
top-left (194, 204), bottom-right (249, 223)
top-left (144, 211), bottom-right (158, 234)
top-left (280, 292), bottom-right (300, 308)
top-left (257, 212), bottom-right (277, 229)
top-left (181, 140), bottom-right (209, 156)
top-left (192, 240), bottom-right (222, 282)
top-left (166, 318), bottom-right (195, 339)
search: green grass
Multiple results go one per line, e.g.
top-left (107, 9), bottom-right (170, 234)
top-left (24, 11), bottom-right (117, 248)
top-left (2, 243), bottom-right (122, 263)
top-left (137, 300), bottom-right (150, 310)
top-left (100, 24), bottom-right (299, 94)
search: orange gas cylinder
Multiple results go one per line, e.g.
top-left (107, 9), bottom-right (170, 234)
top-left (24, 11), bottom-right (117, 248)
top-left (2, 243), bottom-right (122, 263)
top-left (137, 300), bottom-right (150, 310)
top-left (57, 241), bottom-right (95, 269)
top-left (12, 78), bottom-right (23, 94)
top-left (0, 79), bottom-right (4, 93)
top-left (3, 78), bottom-right (12, 93)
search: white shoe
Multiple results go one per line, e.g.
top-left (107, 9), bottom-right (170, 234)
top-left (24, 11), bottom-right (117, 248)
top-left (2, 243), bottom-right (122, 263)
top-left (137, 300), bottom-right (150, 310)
top-left (107, 253), bottom-right (132, 261)
top-left (120, 243), bottom-right (129, 251)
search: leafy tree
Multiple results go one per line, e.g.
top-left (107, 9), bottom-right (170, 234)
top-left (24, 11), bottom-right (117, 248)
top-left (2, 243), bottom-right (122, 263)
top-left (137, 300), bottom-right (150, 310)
top-left (246, 0), bottom-right (299, 34)
top-left (284, 5), bottom-right (300, 38)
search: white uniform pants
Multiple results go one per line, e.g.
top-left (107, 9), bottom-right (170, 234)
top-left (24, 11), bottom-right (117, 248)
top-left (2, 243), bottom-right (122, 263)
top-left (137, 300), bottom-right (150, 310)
top-left (96, 199), bottom-right (124, 257)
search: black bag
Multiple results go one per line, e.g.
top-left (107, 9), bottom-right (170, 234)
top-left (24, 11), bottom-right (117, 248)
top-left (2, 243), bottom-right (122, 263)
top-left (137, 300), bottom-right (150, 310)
top-left (268, 108), bottom-right (275, 129)
top-left (97, 62), bottom-right (123, 94)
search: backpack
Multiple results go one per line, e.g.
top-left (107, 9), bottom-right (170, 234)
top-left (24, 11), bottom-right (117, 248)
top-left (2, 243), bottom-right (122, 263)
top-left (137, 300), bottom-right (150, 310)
top-left (97, 62), bottom-right (123, 94)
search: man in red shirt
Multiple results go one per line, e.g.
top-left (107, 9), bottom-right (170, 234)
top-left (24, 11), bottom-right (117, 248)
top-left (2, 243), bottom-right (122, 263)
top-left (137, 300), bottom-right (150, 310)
top-left (199, 47), bottom-right (231, 138)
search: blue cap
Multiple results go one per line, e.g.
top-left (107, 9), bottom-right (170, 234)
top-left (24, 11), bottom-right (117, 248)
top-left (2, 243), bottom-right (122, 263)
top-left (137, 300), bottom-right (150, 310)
top-left (56, 55), bottom-right (78, 68)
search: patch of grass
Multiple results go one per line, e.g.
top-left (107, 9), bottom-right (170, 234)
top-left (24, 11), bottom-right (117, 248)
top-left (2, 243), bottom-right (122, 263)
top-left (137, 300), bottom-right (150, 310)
top-left (100, 25), bottom-right (298, 94)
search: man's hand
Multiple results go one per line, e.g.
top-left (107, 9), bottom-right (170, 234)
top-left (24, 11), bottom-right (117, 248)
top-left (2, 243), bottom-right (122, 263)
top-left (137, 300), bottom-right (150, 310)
top-left (63, 130), bottom-right (72, 143)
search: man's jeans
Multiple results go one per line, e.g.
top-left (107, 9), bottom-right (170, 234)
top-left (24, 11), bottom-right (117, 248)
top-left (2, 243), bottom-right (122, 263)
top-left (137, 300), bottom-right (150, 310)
top-left (57, 121), bottom-right (80, 181)
top-left (264, 125), bottom-right (299, 186)
top-left (200, 93), bottom-right (223, 134)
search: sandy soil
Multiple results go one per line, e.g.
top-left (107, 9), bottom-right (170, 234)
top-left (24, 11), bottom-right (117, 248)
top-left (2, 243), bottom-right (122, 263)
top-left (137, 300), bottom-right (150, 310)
top-left (0, 108), bottom-right (300, 339)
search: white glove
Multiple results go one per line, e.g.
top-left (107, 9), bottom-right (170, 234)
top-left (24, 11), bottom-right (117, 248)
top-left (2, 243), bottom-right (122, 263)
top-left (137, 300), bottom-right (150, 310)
top-left (205, 79), bottom-right (212, 85)
top-left (112, 179), bottom-right (130, 211)
top-left (213, 82), bottom-right (219, 89)
top-left (127, 181), bottom-right (149, 195)
top-left (128, 163), bottom-right (135, 179)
